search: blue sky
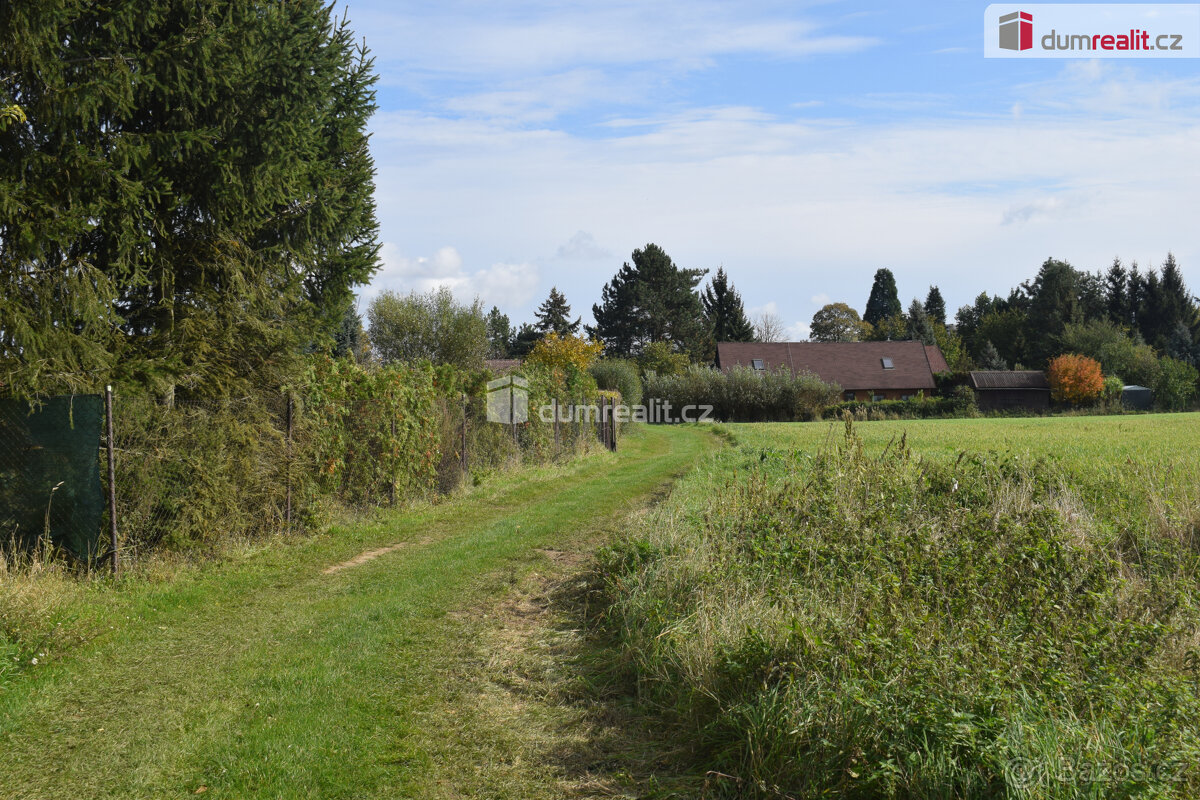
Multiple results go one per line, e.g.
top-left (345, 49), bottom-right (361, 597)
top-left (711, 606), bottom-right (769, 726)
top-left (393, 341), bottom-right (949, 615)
top-left (348, 1), bottom-right (1200, 338)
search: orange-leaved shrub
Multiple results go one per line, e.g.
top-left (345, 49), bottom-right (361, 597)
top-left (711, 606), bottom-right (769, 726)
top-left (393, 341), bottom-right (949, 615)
top-left (1047, 353), bottom-right (1104, 404)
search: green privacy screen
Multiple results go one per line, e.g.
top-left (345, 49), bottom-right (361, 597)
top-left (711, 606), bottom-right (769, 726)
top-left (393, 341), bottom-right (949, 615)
top-left (0, 395), bottom-right (104, 559)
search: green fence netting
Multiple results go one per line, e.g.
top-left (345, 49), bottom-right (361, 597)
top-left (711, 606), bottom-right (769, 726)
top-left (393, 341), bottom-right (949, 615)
top-left (0, 395), bottom-right (104, 559)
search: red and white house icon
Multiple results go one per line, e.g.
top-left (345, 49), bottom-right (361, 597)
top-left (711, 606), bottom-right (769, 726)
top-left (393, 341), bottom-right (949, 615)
top-left (999, 11), bottom-right (1033, 51)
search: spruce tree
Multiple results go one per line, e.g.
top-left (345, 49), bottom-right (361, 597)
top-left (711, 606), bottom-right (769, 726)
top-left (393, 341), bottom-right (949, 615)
top-left (1025, 259), bottom-right (1080, 367)
top-left (924, 286), bottom-right (947, 326)
top-left (0, 0), bottom-right (380, 399)
top-left (980, 341), bottom-right (1008, 370)
top-left (906, 299), bottom-right (936, 345)
top-left (864, 269), bottom-right (903, 328)
top-left (485, 306), bottom-right (512, 359)
top-left (533, 287), bottom-right (581, 336)
top-left (1105, 258), bottom-right (1129, 326)
top-left (701, 268), bottom-right (755, 342)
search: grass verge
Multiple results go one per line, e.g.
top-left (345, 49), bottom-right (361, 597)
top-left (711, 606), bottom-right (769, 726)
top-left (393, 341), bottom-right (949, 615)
top-left (0, 424), bottom-right (718, 799)
top-left (598, 414), bottom-right (1200, 798)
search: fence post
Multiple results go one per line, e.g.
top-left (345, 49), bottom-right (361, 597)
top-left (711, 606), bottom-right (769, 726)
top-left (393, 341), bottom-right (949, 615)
top-left (553, 398), bottom-right (559, 454)
top-left (390, 397), bottom-right (397, 506)
top-left (105, 385), bottom-right (118, 577)
top-left (611, 399), bottom-right (618, 451)
top-left (285, 392), bottom-right (293, 530)
top-left (601, 396), bottom-right (609, 450)
top-left (510, 383), bottom-right (517, 447)
top-left (460, 392), bottom-right (468, 475)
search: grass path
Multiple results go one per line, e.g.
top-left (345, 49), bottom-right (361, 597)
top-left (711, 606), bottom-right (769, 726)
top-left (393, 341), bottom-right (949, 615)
top-left (0, 425), bottom-right (718, 799)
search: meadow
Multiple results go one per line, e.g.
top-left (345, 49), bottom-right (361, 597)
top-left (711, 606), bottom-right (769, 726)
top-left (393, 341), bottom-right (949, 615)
top-left (599, 413), bottom-right (1200, 798)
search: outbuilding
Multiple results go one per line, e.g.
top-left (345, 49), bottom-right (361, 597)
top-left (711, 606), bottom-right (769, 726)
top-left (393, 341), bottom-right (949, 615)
top-left (1121, 385), bottom-right (1153, 411)
top-left (968, 370), bottom-right (1051, 412)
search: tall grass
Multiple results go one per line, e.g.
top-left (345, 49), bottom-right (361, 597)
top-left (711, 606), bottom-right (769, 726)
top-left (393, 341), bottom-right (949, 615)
top-left (599, 418), bottom-right (1200, 798)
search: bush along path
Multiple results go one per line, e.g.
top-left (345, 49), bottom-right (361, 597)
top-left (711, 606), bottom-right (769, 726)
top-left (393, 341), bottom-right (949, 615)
top-left (0, 424), bottom-right (719, 800)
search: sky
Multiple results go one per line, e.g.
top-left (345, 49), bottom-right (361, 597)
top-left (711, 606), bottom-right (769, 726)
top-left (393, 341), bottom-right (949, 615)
top-left (347, 0), bottom-right (1200, 340)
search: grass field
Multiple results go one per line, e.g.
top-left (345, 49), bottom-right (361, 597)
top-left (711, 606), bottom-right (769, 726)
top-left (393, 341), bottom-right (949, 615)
top-left (599, 413), bottom-right (1200, 799)
top-left (0, 425), bottom-right (718, 799)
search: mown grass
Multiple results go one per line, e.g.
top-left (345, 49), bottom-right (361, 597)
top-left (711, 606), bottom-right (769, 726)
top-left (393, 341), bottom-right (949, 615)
top-left (598, 413), bottom-right (1200, 798)
top-left (0, 425), bottom-right (718, 799)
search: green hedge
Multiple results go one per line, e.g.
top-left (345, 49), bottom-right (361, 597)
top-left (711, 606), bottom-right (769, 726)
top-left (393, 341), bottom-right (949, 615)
top-left (108, 356), bottom-right (605, 554)
top-left (644, 365), bottom-right (837, 422)
top-left (822, 393), bottom-right (976, 421)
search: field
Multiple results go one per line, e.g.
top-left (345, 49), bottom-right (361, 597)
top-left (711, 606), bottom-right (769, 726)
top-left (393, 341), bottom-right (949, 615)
top-left (5, 414), bottom-right (1200, 799)
top-left (599, 413), bottom-right (1200, 798)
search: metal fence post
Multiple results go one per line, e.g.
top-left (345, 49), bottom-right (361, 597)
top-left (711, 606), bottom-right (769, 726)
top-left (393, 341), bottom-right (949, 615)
top-left (105, 385), bottom-right (118, 577)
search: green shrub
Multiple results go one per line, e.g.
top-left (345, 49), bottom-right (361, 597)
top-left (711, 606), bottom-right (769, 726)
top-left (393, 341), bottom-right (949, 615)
top-left (644, 365), bottom-right (836, 422)
top-left (590, 359), bottom-right (642, 409)
top-left (1154, 357), bottom-right (1199, 411)
top-left (822, 392), bottom-right (976, 420)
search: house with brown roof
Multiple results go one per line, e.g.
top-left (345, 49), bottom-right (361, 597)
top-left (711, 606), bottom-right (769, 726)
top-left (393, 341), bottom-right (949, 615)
top-left (716, 341), bottom-right (949, 402)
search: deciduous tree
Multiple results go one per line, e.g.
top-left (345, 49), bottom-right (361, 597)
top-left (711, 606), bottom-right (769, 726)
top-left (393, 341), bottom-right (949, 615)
top-left (1047, 354), bottom-right (1104, 405)
top-left (810, 303), bottom-right (870, 342)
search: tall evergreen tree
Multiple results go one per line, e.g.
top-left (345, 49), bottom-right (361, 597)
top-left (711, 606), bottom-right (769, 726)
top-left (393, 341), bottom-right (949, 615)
top-left (509, 323), bottom-right (543, 358)
top-left (979, 340), bottom-right (1007, 370)
top-left (1138, 268), bottom-right (1165, 347)
top-left (1127, 262), bottom-right (1145, 330)
top-left (533, 287), bottom-right (581, 336)
top-left (1024, 258), bottom-right (1080, 367)
top-left (1104, 258), bottom-right (1129, 326)
top-left (906, 299), bottom-right (936, 345)
top-left (0, 0), bottom-right (379, 399)
top-left (332, 303), bottom-right (366, 361)
top-left (589, 261), bottom-right (640, 357)
top-left (924, 286), bottom-right (947, 326)
top-left (1076, 270), bottom-right (1108, 322)
top-left (485, 306), bottom-right (512, 359)
top-left (701, 268), bottom-right (755, 342)
top-left (588, 244), bottom-right (707, 357)
top-left (864, 269), bottom-right (903, 328)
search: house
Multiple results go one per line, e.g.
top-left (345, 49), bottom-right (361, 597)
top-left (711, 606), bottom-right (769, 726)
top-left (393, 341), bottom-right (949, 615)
top-left (968, 370), bottom-right (1050, 411)
top-left (715, 341), bottom-right (949, 402)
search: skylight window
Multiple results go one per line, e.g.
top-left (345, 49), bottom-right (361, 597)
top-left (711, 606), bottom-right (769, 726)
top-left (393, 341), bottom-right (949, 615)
top-left (881, 357), bottom-right (895, 369)
top-left (751, 358), bottom-right (765, 371)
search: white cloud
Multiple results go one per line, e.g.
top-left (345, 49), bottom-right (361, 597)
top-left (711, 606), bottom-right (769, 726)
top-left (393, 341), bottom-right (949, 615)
top-left (364, 244), bottom-right (540, 311)
top-left (811, 293), bottom-right (832, 306)
top-left (555, 230), bottom-right (611, 261)
top-left (785, 321), bottom-right (812, 341)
